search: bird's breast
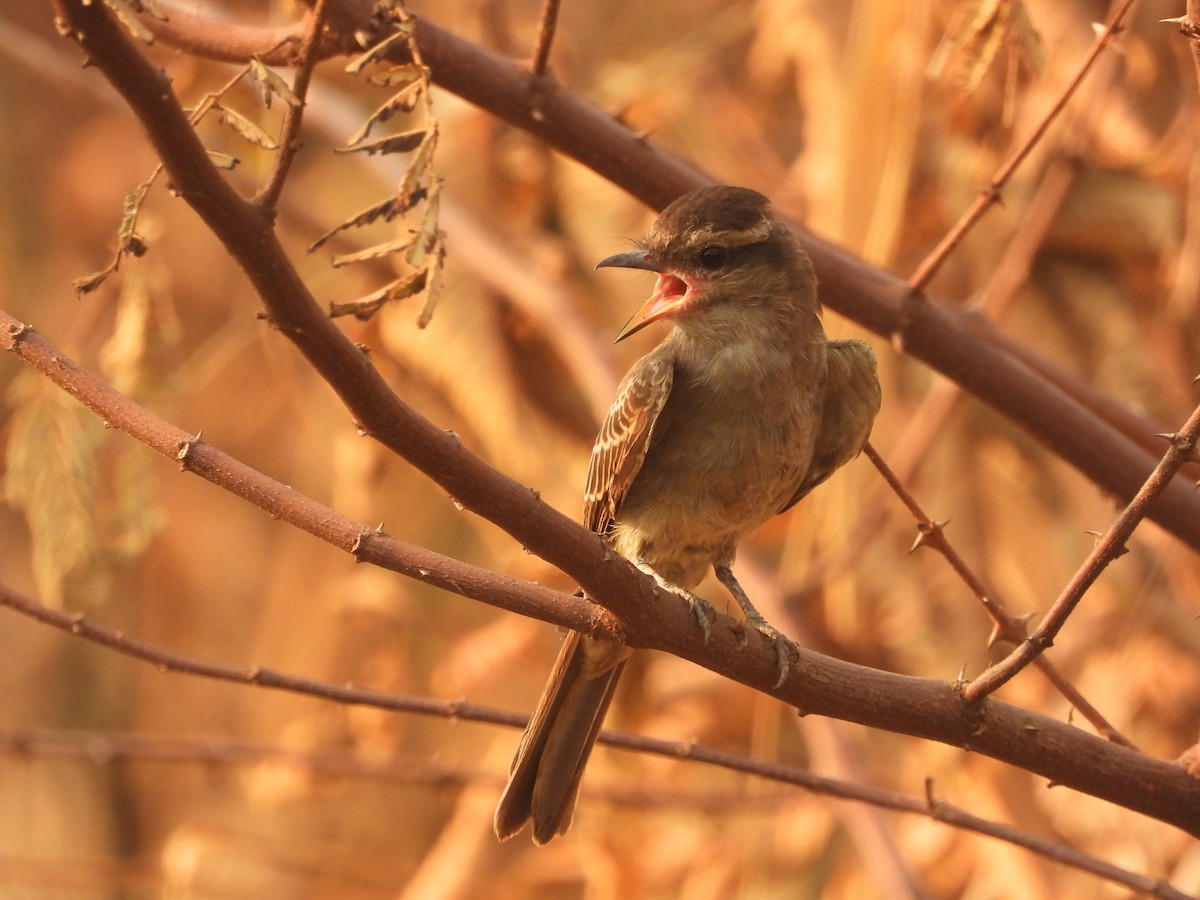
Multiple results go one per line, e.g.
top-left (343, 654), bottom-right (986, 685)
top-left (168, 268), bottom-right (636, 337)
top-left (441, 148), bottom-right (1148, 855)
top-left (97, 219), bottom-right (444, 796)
top-left (613, 341), bottom-right (826, 584)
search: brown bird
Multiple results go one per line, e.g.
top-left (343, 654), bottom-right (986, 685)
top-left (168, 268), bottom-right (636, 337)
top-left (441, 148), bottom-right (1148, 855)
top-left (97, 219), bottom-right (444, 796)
top-left (493, 185), bottom-right (881, 844)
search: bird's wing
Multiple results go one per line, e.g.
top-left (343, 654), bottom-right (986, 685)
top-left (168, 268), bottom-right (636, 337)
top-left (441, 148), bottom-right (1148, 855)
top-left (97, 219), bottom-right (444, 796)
top-left (780, 338), bottom-right (881, 513)
top-left (583, 351), bottom-right (675, 535)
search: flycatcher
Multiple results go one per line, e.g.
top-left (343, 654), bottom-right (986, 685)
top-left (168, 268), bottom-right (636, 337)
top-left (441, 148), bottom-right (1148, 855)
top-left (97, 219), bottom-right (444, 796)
top-left (494, 185), bottom-right (881, 844)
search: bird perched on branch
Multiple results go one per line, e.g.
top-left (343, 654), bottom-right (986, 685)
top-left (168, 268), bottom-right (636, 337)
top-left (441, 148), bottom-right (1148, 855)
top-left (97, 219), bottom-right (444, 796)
top-left (494, 185), bottom-right (881, 845)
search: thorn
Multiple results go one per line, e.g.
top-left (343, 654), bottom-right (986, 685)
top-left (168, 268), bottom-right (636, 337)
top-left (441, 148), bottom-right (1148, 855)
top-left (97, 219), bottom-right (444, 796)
top-left (1163, 17), bottom-right (1200, 37)
top-left (1085, 530), bottom-right (1128, 558)
top-left (1153, 430), bottom-right (1197, 460)
top-left (909, 520), bottom-right (947, 553)
top-left (924, 776), bottom-right (937, 809)
top-left (956, 663), bottom-right (968, 685)
top-left (175, 432), bottom-right (205, 469)
top-left (986, 621), bottom-right (1003, 649)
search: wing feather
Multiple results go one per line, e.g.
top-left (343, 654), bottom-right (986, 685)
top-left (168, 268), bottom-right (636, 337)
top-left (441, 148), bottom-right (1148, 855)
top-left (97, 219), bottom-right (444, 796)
top-left (583, 352), bottom-right (674, 535)
top-left (780, 338), bottom-right (881, 513)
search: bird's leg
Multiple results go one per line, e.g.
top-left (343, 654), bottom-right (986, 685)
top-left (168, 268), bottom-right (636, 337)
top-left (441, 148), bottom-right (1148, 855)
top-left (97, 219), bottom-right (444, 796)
top-left (714, 564), bottom-right (797, 688)
top-left (633, 557), bottom-right (715, 645)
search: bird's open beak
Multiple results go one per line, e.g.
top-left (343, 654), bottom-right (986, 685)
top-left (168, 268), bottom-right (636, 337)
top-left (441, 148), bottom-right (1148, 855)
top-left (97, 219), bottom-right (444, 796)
top-left (596, 250), bottom-right (692, 343)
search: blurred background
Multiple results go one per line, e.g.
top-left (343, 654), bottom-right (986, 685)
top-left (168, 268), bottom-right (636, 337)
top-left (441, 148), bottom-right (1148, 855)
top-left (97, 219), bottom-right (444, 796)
top-left (1, 0), bottom-right (1200, 896)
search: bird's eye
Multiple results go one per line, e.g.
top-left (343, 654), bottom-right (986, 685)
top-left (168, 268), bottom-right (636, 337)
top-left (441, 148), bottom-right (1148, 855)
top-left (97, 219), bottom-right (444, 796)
top-left (698, 245), bottom-right (727, 269)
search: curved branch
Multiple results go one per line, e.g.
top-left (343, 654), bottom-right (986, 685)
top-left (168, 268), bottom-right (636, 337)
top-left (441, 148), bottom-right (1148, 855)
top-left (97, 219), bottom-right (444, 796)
top-left (0, 611), bottom-right (1191, 900)
top-left (0, 313), bottom-right (610, 640)
top-left (865, 443), bottom-right (1138, 749)
top-left (966, 405), bottom-right (1200, 699)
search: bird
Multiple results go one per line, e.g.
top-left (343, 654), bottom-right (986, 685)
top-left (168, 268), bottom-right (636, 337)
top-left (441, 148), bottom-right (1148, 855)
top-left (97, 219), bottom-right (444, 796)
top-left (493, 185), bottom-right (881, 845)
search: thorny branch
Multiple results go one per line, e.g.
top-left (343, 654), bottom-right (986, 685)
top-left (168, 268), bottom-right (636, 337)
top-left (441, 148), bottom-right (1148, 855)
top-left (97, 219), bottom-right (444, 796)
top-left (965, 403), bottom-right (1200, 701)
top-left (1165, 1), bottom-right (1200, 90)
top-left (0, 587), bottom-right (1192, 900)
top-left (0, 312), bottom-right (611, 640)
top-left (254, 0), bottom-right (330, 210)
top-left (905, 0), bottom-right (1138, 291)
top-left (864, 443), bottom-right (1137, 749)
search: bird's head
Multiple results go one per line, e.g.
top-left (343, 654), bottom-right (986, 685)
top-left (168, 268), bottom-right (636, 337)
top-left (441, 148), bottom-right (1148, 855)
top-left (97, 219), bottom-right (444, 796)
top-left (597, 185), bottom-right (816, 342)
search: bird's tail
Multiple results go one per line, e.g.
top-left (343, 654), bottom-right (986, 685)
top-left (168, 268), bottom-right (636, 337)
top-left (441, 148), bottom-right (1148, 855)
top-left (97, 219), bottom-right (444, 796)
top-left (493, 630), bottom-right (627, 844)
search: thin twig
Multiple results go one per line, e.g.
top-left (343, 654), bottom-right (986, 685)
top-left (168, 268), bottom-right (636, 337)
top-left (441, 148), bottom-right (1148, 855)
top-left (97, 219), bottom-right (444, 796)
top-left (863, 443), bottom-right (1138, 749)
top-left (1165, 1), bottom-right (1200, 92)
top-left (255, 0), bottom-right (329, 210)
top-left (0, 585), bottom-right (1191, 900)
top-left (0, 727), bottom-right (789, 812)
top-left (906, 0), bottom-right (1137, 292)
top-left (530, 0), bottom-right (560, 76)
top-left (965, 403), bottom-right (1200, 701)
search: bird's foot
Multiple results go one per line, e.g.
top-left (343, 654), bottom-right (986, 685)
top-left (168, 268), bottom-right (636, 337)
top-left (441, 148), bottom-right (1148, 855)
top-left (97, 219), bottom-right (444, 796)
top-left (715, 564), bottom-right (798, 689)
top-left (742, 610), bottom-right (799, 690)
top-left (634, 558), bottom-right (715, 644)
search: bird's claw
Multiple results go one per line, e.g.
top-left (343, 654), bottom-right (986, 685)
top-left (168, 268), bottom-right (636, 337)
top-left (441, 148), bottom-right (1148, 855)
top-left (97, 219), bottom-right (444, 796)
top-left (685, 593), bottom-right (716, 645)
top-left (743, 611), bottom-right (797, 689)
top-left (634, 558), bottom-right (715, 645)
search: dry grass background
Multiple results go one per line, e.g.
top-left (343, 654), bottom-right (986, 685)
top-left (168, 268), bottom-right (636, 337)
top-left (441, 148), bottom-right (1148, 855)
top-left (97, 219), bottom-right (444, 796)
top-left (1, 0), bottom-right (1200, 897)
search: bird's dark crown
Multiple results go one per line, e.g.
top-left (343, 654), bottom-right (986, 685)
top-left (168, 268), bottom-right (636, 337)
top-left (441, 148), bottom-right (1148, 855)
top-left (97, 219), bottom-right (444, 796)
top-left (640, 186), bottom-right (784, 277)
